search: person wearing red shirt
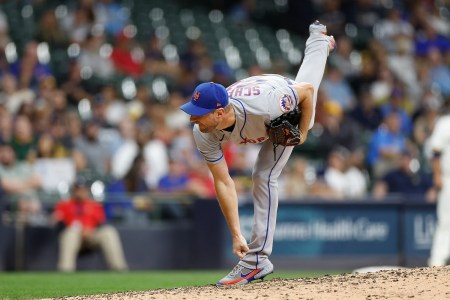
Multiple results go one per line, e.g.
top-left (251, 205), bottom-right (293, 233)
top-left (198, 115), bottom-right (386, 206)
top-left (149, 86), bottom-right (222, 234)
top-left (109, 30), bottom-right (144, 77)
top-left (53, 178), bottom-right (128, 272)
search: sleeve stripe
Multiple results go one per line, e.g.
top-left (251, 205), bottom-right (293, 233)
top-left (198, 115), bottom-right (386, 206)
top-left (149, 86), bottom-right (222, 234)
top-left (288, 86), bottom-right (298, 106)
top-left (205, 154), bottom-right (224, 163)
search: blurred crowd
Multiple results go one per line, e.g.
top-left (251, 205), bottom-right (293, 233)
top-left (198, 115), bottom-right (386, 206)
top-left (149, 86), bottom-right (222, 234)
top-left (0, 0), bottom-right (448, 225)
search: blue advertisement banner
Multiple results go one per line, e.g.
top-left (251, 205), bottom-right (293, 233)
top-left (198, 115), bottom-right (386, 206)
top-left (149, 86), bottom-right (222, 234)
top-left (402, 205), bottom-right (436, 257)
top-left (238, 203), bottom-right (399, 257)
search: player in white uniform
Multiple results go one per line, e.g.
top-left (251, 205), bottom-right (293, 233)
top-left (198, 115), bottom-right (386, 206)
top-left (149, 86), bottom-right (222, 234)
top-left (428, 107), bottom-right (450, 267)
top-left (180, 21), bottom-right (335, 286)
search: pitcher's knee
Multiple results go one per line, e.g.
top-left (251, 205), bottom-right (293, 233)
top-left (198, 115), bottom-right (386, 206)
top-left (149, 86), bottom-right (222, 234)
top-left (252, 172), bottom-right (280, 186)
top-left (252, 172), bottom-right (268, 184)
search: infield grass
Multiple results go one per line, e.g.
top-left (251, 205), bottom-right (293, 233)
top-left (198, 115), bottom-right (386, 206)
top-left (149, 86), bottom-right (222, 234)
top-left (0, 270), bottom-right (346, 299)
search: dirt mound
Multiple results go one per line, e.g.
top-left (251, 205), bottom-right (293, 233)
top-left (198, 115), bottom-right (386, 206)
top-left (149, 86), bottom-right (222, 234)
top-left (55, 266), bottom-right (450, 300)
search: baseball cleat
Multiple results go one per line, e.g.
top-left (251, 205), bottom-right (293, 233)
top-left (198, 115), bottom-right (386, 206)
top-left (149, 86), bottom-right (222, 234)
top-left (309, 20), bottom-right (336, 55)
top-left (309, 20), bottom-right (327, 35)
top-left (216, 262), bottom-right (274, 286)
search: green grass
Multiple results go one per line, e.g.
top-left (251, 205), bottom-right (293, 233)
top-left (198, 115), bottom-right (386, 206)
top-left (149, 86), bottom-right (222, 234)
top-left (0, 270), bottom-right (345, 299)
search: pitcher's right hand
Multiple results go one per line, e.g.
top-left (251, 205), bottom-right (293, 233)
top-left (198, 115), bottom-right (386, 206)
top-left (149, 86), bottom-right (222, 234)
top-left (233, 234), bottom-right (249, 259)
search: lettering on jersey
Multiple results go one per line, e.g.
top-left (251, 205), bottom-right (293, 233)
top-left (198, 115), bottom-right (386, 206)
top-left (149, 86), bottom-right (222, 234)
top-left (240, 136), bottom-right (267, 144)
top-left (227, 85), bottom-right (261, 98)
top-left (279, 94), bottom-right (294, 113)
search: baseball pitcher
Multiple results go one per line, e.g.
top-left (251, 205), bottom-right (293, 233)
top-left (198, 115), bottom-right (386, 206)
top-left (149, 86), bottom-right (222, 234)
top-left (180, 21), bottom-right (335, 286)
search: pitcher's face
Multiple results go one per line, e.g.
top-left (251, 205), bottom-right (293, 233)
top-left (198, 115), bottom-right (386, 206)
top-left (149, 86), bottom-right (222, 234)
top-left (190, 110), bottom-right (222, 133)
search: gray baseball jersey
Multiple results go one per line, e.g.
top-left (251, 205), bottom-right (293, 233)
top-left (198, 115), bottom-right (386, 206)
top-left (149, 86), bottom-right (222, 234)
top-left (193, 74), bottom-right (299, 164)
top-left (192, 34), bottom-right (330, 269)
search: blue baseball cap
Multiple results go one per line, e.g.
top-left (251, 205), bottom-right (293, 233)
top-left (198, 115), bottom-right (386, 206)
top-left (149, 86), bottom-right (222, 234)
top-left (179, 82), bottom-right (229, 116)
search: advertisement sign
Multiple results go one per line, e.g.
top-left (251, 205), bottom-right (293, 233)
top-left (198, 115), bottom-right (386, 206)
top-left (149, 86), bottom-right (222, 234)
top-left (402, 205), bottom-right (436, 256)
top-left (238, 203), bottom-right (399, 257)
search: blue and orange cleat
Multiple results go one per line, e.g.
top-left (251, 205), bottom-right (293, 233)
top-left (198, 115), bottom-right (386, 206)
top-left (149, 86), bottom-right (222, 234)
top-left (309, 20), bottom-right (328, 35)
top-left (216, 262), bottom-right (274, 286)
top-left (309, 20), bottom-right (336, 55)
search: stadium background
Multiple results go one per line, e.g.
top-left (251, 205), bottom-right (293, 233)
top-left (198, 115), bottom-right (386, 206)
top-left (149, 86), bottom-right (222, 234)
top-left (0, 0), bottom-right (449, 272)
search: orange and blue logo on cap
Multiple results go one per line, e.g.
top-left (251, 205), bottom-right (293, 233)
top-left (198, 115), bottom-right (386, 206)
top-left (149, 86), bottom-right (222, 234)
top-left (279, 94), bottom-right (294, 112)
top-left (179, 82), bottom-right (229, 116)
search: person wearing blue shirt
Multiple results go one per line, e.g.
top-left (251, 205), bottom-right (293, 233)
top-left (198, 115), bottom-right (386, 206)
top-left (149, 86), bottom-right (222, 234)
top-left (367, 112), bottom-right (407, 178)
top-left (380, 88), bottom-right (413, 137)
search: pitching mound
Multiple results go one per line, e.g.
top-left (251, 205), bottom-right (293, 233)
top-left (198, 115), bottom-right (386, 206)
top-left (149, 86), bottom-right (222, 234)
top-left (56, 266), bottom-right (450, 300)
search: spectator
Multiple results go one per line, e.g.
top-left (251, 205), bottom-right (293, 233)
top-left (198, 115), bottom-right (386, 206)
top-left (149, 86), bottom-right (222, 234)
top-left (370, 66), bottom-right (395, 105)
top-left (126, 83), bottom-right (152, 122)
top-left (279, 157), bottom-right (311, 199)
top-left (186, 162), bottom-right (216, 199)
top-left (157, 160), bottom-right (189, 193)
top-left (60, 5), bottom-right (95, 43)
top-left (111, 117), bottom-right (139, 180)
top-left (138, 126), bottom-right (169, 190)
top-left (323, 147), bottom-right (368, 199)
top-left (415, 22), bottom-right (450, 57)
top-left (316, 0), bottom-right (346, 37)
top-left (35, 132), bottom-right (70, 159)
top-left (367, 112), bottom-right (407, 178)
top-left (32, 133), bottom-right (77, 193)
top-left (60, 61), bottom-right (93, 106)
top-left (413, 93), bottom-right (440, 165)
top-left (0, 108), bottom-right (13, 142)
top-left (94, 0), bottom-right (129, 36)
top-left (375, 8), bottom-right (414, 53)
top-left (9, 41), bottom-right (53, 90)
top-left (105, 151), bottom-right (147, 221)
top-left (74, 119), bottom-right (110, 176)
top-left (427, 47), bottom-right (450, 97)
top-left (212, 61), bottom-right (235, 87)
top-left (387, 36), bottom-right (421, 101)
top-left (96, 84), bottom-right (127, 127)
top-left (372, 150), bottom-right (435, 202)
top-left (165, 91), bottom-right (191, 131)
top-left (329, 36), bottom-right (360, 78)
top-left (110, 27), bottom-right (144, 77)
top-left (66, 111), bottom-right (84, 143)
top-left (155, 159), bottom-right (192, 219)
top-left (321, 64), bottom-right (355, 111)
top-left (345, 0), bottom-right (382, 37)
top-left (9, 115), bottom-right (37, 161)
top-left (316, 100), bottom-right (362, 158)
top-left (53, 177), bottom-right (128, 272)
top-left (0, 10), bottom-right (10, 53)
top-left (349, 88), bottom-right (383, 131)
top-left (144, 34), bottom-right (180, 79)
top-left (228, 0), bottom-right (256, 24)
top-left (78, 28), bottom-right (115, 80)
top-left (108, 152), bottom-right (147, 195)
top-left (380, 87), bottom-right (413, 137)
top-left (36, 10), bottom-right (69, 49)
top-left (0, 73), bottom-right (35, 115)
top-left (0, 142), bottom-right (43, 224)
top-left (349, 51), bottom-right (378, 96)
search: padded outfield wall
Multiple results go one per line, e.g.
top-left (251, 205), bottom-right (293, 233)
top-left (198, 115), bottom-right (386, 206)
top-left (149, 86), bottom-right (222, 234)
top-left (0, 199), bottom-right (437, 271)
